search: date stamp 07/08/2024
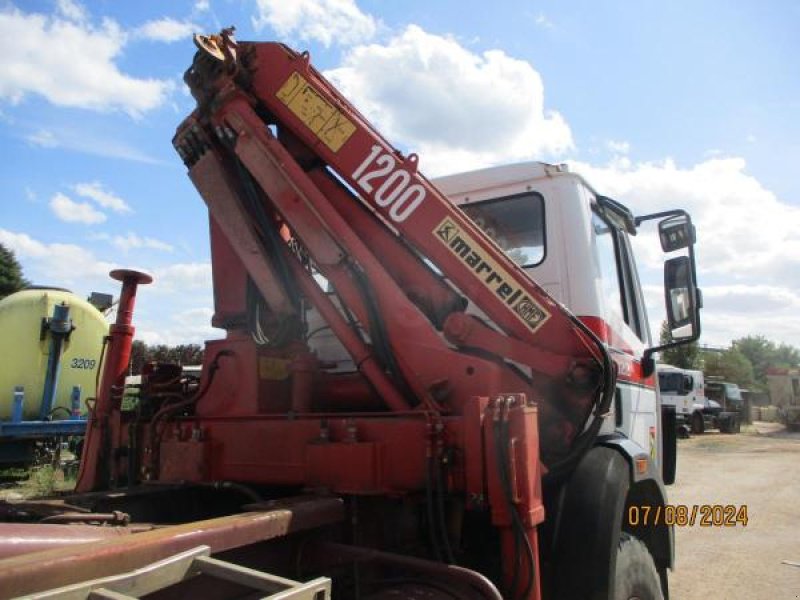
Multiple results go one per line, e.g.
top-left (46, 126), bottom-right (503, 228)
top-left (627, 504), bottom-right (749, 527)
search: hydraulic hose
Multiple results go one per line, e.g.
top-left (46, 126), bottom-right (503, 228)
top-left (544, 314), bottom-right (617, 482)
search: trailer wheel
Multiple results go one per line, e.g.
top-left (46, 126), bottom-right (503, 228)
top-left (691, 412), bottom-right (704, 435)
top-left (614, 533), bottom-right (664, 600)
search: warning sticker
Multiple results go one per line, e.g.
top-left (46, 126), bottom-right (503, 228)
top-left (434, 217), bottom-right (550, 334)
top-left (276, 72), bottom-right (356, 152)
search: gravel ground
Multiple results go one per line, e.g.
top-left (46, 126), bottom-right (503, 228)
top-left (668, 422), bottom-right (800, 600)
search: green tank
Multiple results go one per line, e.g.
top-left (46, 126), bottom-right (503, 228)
top-left (0, 288), bottom-right (108, 421)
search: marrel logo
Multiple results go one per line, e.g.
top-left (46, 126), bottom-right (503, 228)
top-left (514, 296), bottom-right (548, 325)
top-left (434, 218), bottom-right (550, 333)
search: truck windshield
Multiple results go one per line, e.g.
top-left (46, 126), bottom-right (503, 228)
top-left (725, 384), bottom-right (742, 401)
top-left (658, 372), bottom-right (682, 394)
top-left (461, 192), bottom-right (545, 267)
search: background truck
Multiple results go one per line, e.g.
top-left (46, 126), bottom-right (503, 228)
top-left (656, 364), bottom-right (704, 436)
top-left (0, 30), bottom-right (702, 600)
top-left (702, 378), bottom-right (743, 433)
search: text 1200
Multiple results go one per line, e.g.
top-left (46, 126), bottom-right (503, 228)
top-left (352, 145), bottom-right (425, 223)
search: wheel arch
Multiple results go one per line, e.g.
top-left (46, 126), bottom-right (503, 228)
top-left (548, 440), bottom-right (672, 600)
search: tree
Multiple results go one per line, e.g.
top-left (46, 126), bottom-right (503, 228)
top-left (701, 348), bottom-right (755, 388)
top-left (732, 335), bottom-right (800, 387)
top-left (658, 320), bottom-right (699, 369)
top-left (0, 243), bottom-right (29, 299)
top-left (128, 340), bottom-right (205, 375)
top-left (129, 340), bottom-right (148, 375)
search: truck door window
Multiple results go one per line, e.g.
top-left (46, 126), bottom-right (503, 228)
top-left (592, 211), bottom-right (625, 324)
top-left (461, 192), bottom-right (545, 267)
top-left (617, 234), bottom-right (649, 343)
top-left (592, 209), bottom-right (649, 343)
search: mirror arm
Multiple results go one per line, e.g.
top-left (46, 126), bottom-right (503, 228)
top-left (634, 208), bottom-right (689, 227)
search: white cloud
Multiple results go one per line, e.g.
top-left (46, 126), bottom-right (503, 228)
top-left (569, 156), bottom-right (800, 284)
top-left (24, 127), bottom-right (165, 164)
top-left (1, 228), bottom-right (218, 345)
top-left (326, 25), bottom-right (573, 176)
top-left (49, 193), bottom-right (107, 225)
top-left (0, 229), bottom-right (116, 285)
top-left (606, 139), bottom-right (630, 154)
top-left (151, 263), bottom-right (212, 292)
top-left (0, 5), bottom-right (172, 115)
top-left (194, 1), bottom-right (211, 13)
top-left (252, 0), bottom-right (378, 47)
top-left (137, 307), bottom-right (219, 346)
top-left (93, 232), bottom-right (174, 253)
top-left (569, 156), bottom-right (800, 347)
top-left (136, 17), bottom-right (198, 43)
top-left (26, 129), bottom-right (59, 148)
top-left (534, 14), bottom-right (555, 29)
top-left (74, 182), bottom-right (132, 214)
top-left (56, 0), bottom-right (87, 23)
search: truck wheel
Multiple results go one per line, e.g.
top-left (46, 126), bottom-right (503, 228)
top-left (614, 533), bottom-right (664, 600)
top-left (691, 413), bottom-right (704, 435)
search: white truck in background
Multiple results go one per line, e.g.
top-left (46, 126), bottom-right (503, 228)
top-left (657, 364), bottom-right (704, 435)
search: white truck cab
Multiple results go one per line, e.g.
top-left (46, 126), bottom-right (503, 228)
top-left (434, 161), bottom-right (688, 470)
top-left (657, 364), bottom-right (705, 429)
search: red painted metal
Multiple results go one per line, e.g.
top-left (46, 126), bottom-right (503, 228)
top-left (75, 269), bottom-right (152, 493)
top-left (20, 33), bottom-right (615, 600)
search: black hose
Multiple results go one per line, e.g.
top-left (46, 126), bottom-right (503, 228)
top-left (500, 405), bottom-right (536, 600)
top-left (493, 416), bottom-right (521, 597)
top-left (349, 268), bottom-right (400, 379)
top-left (544, 314), bottom-right (617, 482)
top-left (494, 399), bottom-right (537, 600)
top-left (425, 456), bottom-right (443, 561)
top-left (434, 454), bottom-right (456, 564)
top-left (95, 335), bottom-right (110, 398)
top-left (48, 406), bottom-right (72, 420)
top-left (234, 157), bottom-right (301, 310)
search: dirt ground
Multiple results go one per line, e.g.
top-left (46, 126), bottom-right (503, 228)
top-left (668, 421), bottom-right (800, 600)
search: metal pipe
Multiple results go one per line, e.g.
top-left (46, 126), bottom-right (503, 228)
top-left (11, 386), bottom-right (24, 423)
top-left (40, 303), bottom-right (72, 421)
top-left (40, 512), bottom-right (130, 526)
top-left (69, 385), bottom-right (82, 419)
top-left (0, 524), bottom-right (137, 560)
top-left (0, 496), bottom-right (343, 598)
top-left (307, 541), bottom-right (503, 600)
top-left (75, 269), bottom-right (152, 493)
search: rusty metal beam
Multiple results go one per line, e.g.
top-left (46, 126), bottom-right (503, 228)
top-left (0, 525), bottom-right (140, 560)
top-left (0, 496), bottom-right (343, 599)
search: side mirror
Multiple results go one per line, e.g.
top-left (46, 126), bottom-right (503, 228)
top-left (659, 214), bottom-right (695, 252)
top-left (682, 374), bottom-right (693, 394)
top-left (664, 255), bottom-right (697, 340)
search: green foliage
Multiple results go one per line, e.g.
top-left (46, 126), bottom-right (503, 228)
top-left (658, 320), bottom-right (699, 369)
top-left (129, 340), bottom-right (204, 375)
top-left (701, 348), bottom-right (755, 388)
top-left (0, 243), bottom-right (29, 299)
top-left (731, 335), bottom-right (800, 387)
top-left (28, 464), bottom-right (58, 497)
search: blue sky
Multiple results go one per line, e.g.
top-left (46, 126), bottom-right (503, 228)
top-left (1, 0), bottom-right (798, 347)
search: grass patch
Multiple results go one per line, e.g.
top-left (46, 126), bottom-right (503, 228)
top-left (0, 464), bottom-right (77, 500)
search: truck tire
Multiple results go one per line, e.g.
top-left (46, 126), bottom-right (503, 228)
top-left (615, 533), bottom-right (664, 600)
top-left (691, 412), bottom-right (704, 435)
